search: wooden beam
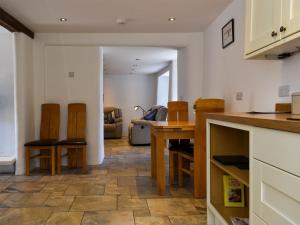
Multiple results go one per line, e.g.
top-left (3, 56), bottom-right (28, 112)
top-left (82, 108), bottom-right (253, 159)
top-left (0, 7), bottom-right (34, 39)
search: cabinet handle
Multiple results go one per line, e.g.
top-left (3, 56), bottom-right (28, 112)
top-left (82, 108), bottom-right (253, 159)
top-left (280, 26), bottom-right (287, 32)
top-left (271, 31), bottom-right (278, 37)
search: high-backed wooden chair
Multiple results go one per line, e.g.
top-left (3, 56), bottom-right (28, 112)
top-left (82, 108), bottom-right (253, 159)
top-left (178, 98), bottom-right (225, 192)
top-left (56, 103), bottom-right (87, 174)
top-left (25, 104), bottom-right (60, 176)
top-left (168, 101), bottom-right (189, 185)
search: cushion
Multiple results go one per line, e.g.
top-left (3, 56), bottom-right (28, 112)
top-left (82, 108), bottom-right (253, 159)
top-left (24, 139), bottom-right (58, 147)
top-left (56, 139), bottom-right (87, 146)
top-left (143, 109), bottom-right (157, 121)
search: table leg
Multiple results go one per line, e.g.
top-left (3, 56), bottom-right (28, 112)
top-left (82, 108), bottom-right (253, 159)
top-left (151, 132), bottom-right (157, 178)
top-left (194, 134), bottom-right (206, 198)
top-left (156, 135), bottom-right (166, 195)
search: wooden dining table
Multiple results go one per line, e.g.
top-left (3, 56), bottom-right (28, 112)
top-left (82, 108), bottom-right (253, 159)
top-left (150, 120), bottom-right (203, 196)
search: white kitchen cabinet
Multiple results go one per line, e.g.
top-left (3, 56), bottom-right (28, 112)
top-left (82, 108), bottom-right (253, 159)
top-left (282, 0), bottom-right (300, 38)
top-left (207, 118), bottom-right (300, 225)
top-left (245, 0), bottom-right (282, 54)
top-left (253, 160), bottom-right (300, 225)
top-left (245, 0), bottom-right (300, 59)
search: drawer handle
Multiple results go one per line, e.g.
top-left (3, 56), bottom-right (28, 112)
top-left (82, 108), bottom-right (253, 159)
top-left (271, 31), bottom-right (278, 37)
top-left (280, 26), bottom-right (287, 32)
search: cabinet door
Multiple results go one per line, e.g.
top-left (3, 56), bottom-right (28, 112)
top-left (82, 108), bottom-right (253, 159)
top-left (245, 0), bottom-right (282, 54)
top-left (253, 160), bottom-right (300, 225)
top-left (282, 0), bottom-right (300, 38)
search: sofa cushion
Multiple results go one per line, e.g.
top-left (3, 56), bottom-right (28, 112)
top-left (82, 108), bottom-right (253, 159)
top-left (143, 109), bottom-right (157, 121)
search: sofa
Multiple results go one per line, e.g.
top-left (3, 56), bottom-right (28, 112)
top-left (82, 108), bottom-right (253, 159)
top-left (128, 105), bottom-right (168, 145)
top-left (104, 107), bottom-right (123, 139)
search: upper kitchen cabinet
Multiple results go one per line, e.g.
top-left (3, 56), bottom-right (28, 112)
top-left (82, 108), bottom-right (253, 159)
top-left (245, 0), bottom-right (300, 59)
top-left (282, 0), bottom-right (300, 38)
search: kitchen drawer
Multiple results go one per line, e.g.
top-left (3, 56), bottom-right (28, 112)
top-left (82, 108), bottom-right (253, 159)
top-left (253, 127), bottom-right (300, 177)
top-left (253, 159), bottom-right (300, 225)
top-left (252, 213), bottom-right (267, 225)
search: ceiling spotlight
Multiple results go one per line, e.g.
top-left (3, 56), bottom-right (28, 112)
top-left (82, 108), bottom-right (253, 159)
top-left (168, 17), bottom-right (176, 22)
top-left (60, 18), bottom-right (68, 22)
top-left (136, 58), bottom-right (141, 61)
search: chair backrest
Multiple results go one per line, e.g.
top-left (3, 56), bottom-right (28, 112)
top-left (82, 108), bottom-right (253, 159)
top-left (168, 101), bottom-right (189, 122)
top-left (194, 98), bottom-right (225, 197)
top-left (275, 103), bottom-right (291, 113)
top-left (168, 101), bottom-right (189, 145)
top-left (40, 104), bottom-right (60, 140)
top-left (155, 106), bottom-right (168, 121)
top-left (67, 103), bottom-right (86, 139)
top-left (104, 107), bottom-right (122, 118)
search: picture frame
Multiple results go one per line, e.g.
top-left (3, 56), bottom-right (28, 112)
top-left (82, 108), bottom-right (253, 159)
top-left (222, 18), bottom-right (235, 49)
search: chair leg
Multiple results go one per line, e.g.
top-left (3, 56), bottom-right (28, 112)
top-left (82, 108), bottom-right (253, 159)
top-left (169, 151), bottom-right (178, 185)
top-left (25, 147), bottom-right (30, 176)
top-left (51, 147), bottom-right (55, 176)
top-left (178, 154), bottom-right (183, 187)
top-left (81, 146), bottom-right (87, 173)
top-left (56, 146), bottom-right (61, 175)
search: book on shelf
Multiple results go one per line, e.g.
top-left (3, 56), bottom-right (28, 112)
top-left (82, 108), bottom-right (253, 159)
top-left (230, 217), bottom-right (249, 225)
top-left (223, 175), bottom-right (245, 207)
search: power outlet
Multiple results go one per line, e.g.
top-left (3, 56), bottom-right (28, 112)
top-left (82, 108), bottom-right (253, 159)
top-left (236, 92), bottom-right (243, 101)
top-left (278, 85), bottom-right (290, 97)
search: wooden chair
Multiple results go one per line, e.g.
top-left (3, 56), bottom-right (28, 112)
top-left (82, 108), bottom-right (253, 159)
top-left (168, 101), bottom-right (189, 185)
top-left (25, 104), bottom-right (60, 176)
top-left (275, 103), bottom-right (291, 113)
top-left (178, 99), bottom-right (225, 190)
top-left (56, 103), bottom-right (87, 174)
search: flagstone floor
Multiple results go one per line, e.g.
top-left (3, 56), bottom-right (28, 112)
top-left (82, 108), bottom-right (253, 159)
top-left (0, 138), bottom-right (207, 225)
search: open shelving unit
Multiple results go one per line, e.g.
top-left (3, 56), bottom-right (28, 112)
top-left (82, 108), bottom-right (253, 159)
top-left (208, 123), bottom-right (250, 225)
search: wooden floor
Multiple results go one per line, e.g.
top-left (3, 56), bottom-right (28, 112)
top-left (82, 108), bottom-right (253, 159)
top-left (0, 137), bottom-right (206, 225)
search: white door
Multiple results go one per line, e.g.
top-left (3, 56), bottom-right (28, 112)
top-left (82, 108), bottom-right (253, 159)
top-left (245, 0), bottom-right (282, 54)
top-left (282, 0), bottom-right (300, 38)
top-left (253, 160), bottom-right (300, 225)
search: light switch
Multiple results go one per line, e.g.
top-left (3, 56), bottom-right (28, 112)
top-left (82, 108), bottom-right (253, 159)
top-left (68, 72), bottom-right (75, 78)
top-left (236, 92), bottom-right (243, 101)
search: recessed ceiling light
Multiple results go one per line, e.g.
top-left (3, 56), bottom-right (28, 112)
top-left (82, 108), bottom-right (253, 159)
top-left (60, 18), bottom-right (68, 22)
top-left (136, 58), bottom-right (141, 61)
top-left (168, 17), bottom-right (176, 22)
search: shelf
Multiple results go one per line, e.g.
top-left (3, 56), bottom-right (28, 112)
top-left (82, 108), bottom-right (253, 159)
top-left (212, 203), bottom-right (249, 225)
top-left (211, 159), bottom-right (249, 187)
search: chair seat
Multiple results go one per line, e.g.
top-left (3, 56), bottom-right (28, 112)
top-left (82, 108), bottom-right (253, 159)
top-left (56, 139), bottom-right (87, 146)
top-left (24, 139), bottom-right (58, 147)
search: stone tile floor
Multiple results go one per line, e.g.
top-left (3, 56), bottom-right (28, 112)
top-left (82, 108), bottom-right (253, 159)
top-left (0, 138), bottom-right (207, 225)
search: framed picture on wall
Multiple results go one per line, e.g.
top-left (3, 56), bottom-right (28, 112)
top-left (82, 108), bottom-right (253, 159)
top-left (222, 18), bottom-right (234, 49)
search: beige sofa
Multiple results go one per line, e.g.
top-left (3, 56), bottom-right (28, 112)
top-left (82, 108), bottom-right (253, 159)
top-left (104, 107), bottom-right (123, 139)
top-left (128, 105), bottom-right (167, 145)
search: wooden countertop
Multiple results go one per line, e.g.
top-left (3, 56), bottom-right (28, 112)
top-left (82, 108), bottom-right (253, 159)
top-left (204, 112), bottom-right (300, 134)
top-left (150, 121), bottom-right (195, 129)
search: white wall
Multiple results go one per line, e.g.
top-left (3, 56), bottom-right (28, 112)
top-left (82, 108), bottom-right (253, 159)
top-left (0, 32), bottom-right (16, 158)
top-left (44, 46), bottom-right (101, 165)
top-left (104, 74), bottom-right (157, 136)
top-left (14, 33), bottom-right (35, 174)
top-left (203, 0), bottom-right (300, 112)
top-left (203, 0), bottom-right (283, 112)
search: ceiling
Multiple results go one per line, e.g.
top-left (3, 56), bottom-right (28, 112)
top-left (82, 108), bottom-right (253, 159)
top-left (103, 47), bottom-right (177, 75)
top-left (0, 0), bottom-right (232, 33)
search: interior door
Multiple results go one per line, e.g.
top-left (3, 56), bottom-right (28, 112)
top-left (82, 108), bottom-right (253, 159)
top-left (245, 0), bottom-right (282, 54)
top-left (282, 0), bottom-right (300, 38)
